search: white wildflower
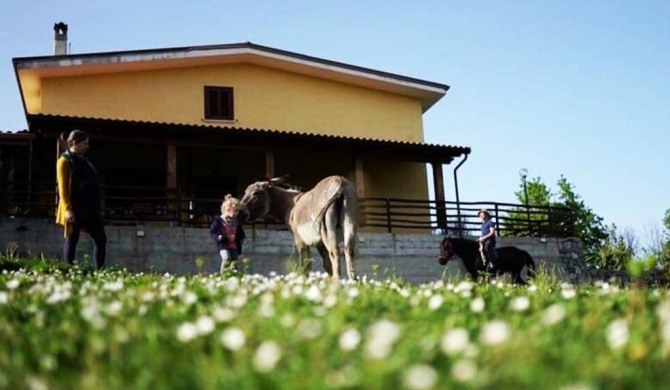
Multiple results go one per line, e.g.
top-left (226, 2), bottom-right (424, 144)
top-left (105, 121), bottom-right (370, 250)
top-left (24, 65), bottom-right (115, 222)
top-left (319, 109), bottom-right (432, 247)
top-left (657, 300), bottom-right (670, 323)
top-left (0, 292), bottom-right (8, 304)
top-left (220, 328), bottom-right (246, 350)
top-left (291, 285), bottom-right (303, 296)
top-left (323, 294), bottom-right (338, 308)
top-left (455, 280), bottom-right (474, 293)
top-left (196, 316), bottom-right (215, 335)
top-left (470, 297), bottom-right (485, 313)
top-left (558, 383), bottom-right (597, 390)
top-left (212, 306), bottom-right (236, 322)
top-left (403, 364), bottom-right (438, 390)
top-left (105, 301), bottom-right (123, 316)
top-left (176, 322), bottom-right (199, 342)
top-left (258, 303), bottom-right (275, 318)
top-left (39, 354), bottom-right (57, 371)
top-left (660, 322), bottom-right (670, 347)
top-left (606, 319), bottom-right (629, 350)
top-left (181, 291), bottom-right (198, 305)
top-left (451, 358), bottom-right (477, 382)
top-left (46, 287), bottom-right (71, 304)
top-left (347, 287), bottom-right (359, 299)
top-left (428, 294), bottom-right (444, 311)
top-left (541, 303), bottom-right (566, 326)
top-left (561, 285), bottom-right (577, 299)
top-left (364, 319), bottom-right (401, 359)
top-left (253, 341), bottom-right (282, 372)
top-left (480, 320), bottom-right (510, 345)
top-left (338, 328), bottom-right (361, 351)
top-left (296, 318), bottom-right (322, 340)
top-left (280, 314), bottom-right (296, 328)
top-left (103, 280), bottom-right (124, 292)
top-left (510, 296), bottom-right (530, 312)
top-left (6, 279), bottom-right (19, 290)
top-left (304, 285), bottom-right (322, 302)
top-left (440, 327), bottom-right (470, 355)
top-left (227, 294), bottom-right (247, 309)
top-left (25, 376), bottom-right (48, 390)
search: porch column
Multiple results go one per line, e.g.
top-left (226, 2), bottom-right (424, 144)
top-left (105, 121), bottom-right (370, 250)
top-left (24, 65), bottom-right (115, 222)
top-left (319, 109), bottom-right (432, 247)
top-left (166, 143), bottom-right (177, 221)
top-left (431, 161), bottom-right (447, 231)
top-left (354, 155), bottom-right (365, 199)
top-left (265, 149), bottom-right (275, 178)
top-left (54, 138), bottom-right (61, 210)
top-left (354, 155), bottom-right (366, 227)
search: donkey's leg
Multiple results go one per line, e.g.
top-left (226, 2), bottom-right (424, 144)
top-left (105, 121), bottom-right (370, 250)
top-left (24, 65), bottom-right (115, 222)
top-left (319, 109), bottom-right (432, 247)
top-left (341, 196), bottom-right (358, 281)
top-left (316, 242), bottom-right (333, 276)
top-left (294, 240), bottom-right (312, 276)
top-left (343, 230), bottom-right (357, 281)
top-left (322, 206), bottom-right (341, 279)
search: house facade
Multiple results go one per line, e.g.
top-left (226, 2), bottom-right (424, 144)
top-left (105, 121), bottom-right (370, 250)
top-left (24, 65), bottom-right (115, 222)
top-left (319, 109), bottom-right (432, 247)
top-left (5, 27), bottom-right (470, 231)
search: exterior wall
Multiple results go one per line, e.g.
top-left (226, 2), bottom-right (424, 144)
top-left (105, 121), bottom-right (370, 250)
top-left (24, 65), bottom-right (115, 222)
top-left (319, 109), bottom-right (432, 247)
top-left (1, 217), bottom-right (588, 284)
top-left (35, 63), bottom-right (424, 142)
top-left (364, 159), bottom-right (428, 200)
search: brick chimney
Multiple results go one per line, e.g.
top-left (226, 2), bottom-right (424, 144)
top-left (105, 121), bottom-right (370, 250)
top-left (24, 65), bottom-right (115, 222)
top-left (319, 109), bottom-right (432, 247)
top-left (54, 22), bottom-right (68, 55)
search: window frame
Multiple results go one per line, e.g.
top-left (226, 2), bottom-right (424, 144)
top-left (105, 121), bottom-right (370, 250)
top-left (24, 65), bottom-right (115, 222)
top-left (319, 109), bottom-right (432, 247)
top-left (203, 86), bottom-right (234, 120)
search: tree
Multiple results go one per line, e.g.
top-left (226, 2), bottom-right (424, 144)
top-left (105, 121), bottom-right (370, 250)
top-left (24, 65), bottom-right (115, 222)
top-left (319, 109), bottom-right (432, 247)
top-left (502, 177), bottom-right (553, 236)
top-left (555, 175), bottom-right (609, 265)
top-left (506, 174), bottom-right (612, 267)
top-left (657, 209), bottom-right (670, 277)
top-left (596, 224), bottom-right (636, 270)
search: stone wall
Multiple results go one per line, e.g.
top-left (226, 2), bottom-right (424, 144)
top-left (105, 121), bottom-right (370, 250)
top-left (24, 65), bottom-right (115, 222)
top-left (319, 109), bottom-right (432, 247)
top-left (1, 217), bottom-right (590, 284)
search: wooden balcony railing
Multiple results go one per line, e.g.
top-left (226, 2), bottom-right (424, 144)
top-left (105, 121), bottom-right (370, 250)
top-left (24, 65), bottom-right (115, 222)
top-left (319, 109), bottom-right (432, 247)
top-left (0, 181), bottom-right (574, 237)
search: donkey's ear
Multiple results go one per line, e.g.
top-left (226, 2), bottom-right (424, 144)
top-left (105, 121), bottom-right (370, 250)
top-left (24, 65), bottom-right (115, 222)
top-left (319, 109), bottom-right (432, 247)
top-left (270, 175), bottom-right (289, 185)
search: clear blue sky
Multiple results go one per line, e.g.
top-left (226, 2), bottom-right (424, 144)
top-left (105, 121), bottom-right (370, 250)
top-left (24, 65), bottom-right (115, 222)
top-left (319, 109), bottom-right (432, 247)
top-left (1, 1), bottom-right (668, 245)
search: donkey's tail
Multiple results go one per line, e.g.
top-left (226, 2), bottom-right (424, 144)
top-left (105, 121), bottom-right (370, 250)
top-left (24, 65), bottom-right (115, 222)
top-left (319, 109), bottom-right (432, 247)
top-left (315, 185), bottom-right (344, 225)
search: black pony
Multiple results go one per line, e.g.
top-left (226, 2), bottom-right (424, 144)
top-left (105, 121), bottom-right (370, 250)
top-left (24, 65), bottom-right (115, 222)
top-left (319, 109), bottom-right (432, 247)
top-left (438, 236), bottom-right (536, 285)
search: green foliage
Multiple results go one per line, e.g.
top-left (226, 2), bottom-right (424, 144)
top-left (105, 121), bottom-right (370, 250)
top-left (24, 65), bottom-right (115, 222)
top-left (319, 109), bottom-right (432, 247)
top-left (514, 177), bottom-right (552, 207)
top-left (654, 209), bottom-right (670, 280)
top-left (626, 253), bottom-right (657, 278)
top-left (595, 224), bottom-right (635, 270)
top-left (506, 175), bottom-right (610, 268)
top-left (503, 177), bottom-right (553, 236)
top-left (555, 176), bottom-right (609, 264)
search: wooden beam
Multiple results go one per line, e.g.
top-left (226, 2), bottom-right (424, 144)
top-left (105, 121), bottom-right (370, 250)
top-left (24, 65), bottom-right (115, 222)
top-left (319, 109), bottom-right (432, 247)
top-left (432, 162), bottom-right (446, 230)
top-left (265, 149), bottom-right (275, 178)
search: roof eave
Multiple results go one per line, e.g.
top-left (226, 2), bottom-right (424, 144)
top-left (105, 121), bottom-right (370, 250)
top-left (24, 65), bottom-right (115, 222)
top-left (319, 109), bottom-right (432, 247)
top-left (13, 42), bottom-right (450, 112)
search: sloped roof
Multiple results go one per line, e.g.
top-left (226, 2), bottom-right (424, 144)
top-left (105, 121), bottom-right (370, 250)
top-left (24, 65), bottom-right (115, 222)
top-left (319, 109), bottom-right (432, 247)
top-left (27, 114), bottom-right (470, 164)
top-left (14, 42), bottom-right (449, 113)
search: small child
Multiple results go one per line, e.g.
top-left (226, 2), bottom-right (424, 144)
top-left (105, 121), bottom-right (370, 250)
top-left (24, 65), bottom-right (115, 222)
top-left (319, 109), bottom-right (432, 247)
top-left (209, 194), bottom-right (246, 272)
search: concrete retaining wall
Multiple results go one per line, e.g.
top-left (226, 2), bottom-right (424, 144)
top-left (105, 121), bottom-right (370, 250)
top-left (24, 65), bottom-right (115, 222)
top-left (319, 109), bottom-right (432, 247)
top-left (0, 217), bottom-right (587, 284)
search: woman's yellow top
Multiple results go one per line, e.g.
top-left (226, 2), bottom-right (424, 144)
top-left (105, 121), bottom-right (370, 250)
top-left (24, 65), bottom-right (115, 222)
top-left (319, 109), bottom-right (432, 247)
top-left (55, 155), bottom-right (73, 237)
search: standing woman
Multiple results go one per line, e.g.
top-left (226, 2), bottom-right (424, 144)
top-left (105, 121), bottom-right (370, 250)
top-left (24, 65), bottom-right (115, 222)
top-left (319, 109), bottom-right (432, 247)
top-left (56, 129), bottom-right (107, 269)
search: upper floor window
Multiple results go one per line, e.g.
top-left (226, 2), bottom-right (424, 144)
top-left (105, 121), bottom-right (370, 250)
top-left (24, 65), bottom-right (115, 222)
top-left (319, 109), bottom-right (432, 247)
top-left (204, 86), bottom-right (234, 120)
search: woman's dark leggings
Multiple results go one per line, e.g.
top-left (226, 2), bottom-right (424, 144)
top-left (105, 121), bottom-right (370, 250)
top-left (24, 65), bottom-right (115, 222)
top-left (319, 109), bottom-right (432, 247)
top-left (63, 218), bottom-right (107, 269)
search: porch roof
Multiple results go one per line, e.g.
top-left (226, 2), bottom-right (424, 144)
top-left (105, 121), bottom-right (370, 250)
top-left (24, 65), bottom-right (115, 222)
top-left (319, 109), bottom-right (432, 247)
top-left (27, 114), bottom-right (470, 164)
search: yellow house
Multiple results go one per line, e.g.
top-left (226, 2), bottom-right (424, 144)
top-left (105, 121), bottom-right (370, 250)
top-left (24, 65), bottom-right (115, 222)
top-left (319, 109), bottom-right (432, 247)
top-left (10, 26), bottom-right (469, 231)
